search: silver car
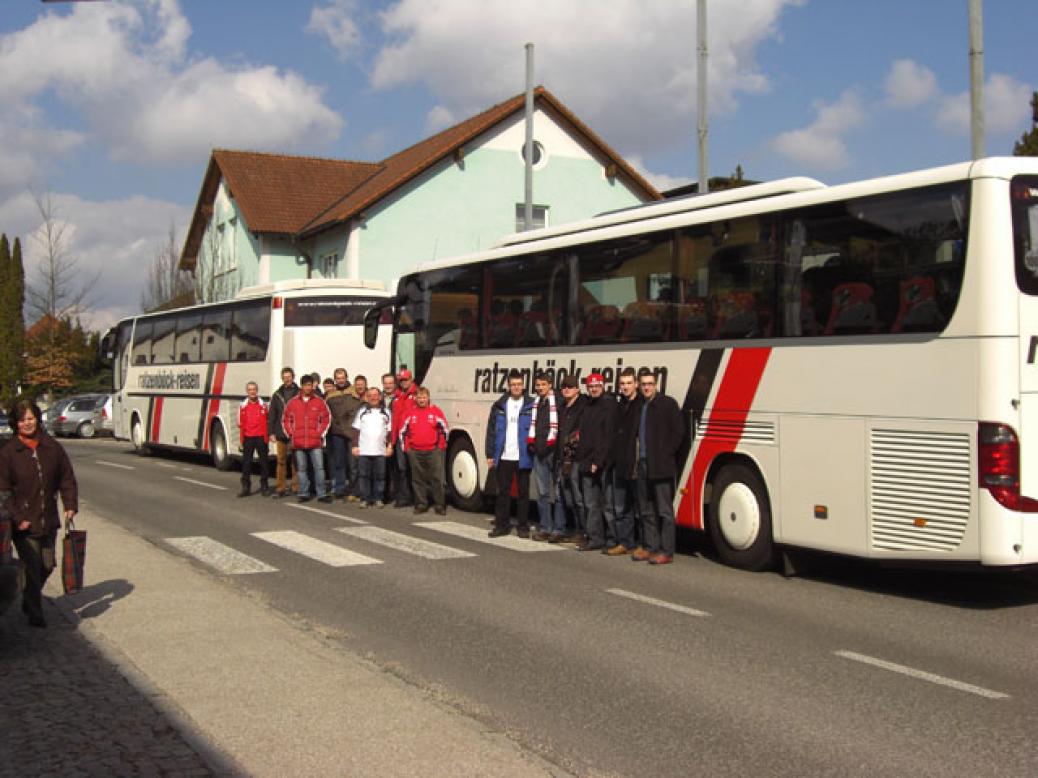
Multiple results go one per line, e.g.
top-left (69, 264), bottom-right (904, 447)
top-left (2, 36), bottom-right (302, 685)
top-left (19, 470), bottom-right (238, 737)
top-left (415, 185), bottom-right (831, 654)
top-left (91, 395), bottom-right (114, 436)
top-left (50, 395), bottom-right (108, 438)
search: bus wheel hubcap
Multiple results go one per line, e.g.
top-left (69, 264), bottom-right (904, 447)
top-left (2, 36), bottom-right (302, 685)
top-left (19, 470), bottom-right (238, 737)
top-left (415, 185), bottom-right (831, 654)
top-left (718, 482), bottom-right (760, 551)
top-left (452, 450), bottom-right (478, 498)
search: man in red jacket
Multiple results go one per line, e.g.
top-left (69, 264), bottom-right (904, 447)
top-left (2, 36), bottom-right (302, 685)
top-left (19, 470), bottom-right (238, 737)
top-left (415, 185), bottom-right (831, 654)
top-left (398, 387), bottom-right (449, 514)
top-left (387, 368), bottom-right (418, 506)
top-left (282, 374), bottom-right (332, 503)
top-left (238, 381), bottom-right (271, 497)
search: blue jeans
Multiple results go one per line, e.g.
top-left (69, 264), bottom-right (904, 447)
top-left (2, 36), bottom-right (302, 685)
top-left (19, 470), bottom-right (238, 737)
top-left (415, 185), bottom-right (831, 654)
top-left (358, 455), bottom-right (386, 504)
top-left (294, 447), bottom-right (327, 498)
top-left (560, 464), bottom-right (585, 535)
top-left (328, 434), bottom-right (351, 496)
top-left (612, 474), bottom-right (639, 549)
top-left (580, 470), bottom-right (606, 546)
top-left (533, 453), bottom-right (566, 535)
top-left (636, 460), bottom-right (676, 555)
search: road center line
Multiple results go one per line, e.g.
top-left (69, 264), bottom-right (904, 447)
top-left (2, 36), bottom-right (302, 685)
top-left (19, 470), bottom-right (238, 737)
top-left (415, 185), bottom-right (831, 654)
top-left (287, 503), bottom-right (367, 525)
top-left (834, 650), bottom-right (1009, 700)
top-left (95, 459), bottom-right (136, 471)
top-left (173, 476), bottom-right (228, 491)
top-left (606, 588), bottom-right (709, 617)
top-left (154, 462), bottom-right (179, 470)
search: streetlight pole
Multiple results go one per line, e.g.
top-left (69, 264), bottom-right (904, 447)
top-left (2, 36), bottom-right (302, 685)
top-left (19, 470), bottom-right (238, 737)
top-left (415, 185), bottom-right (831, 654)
top-left (968, 0), bottom-right (985, 159)
top-left (697, 0), bottom-right (709, 194)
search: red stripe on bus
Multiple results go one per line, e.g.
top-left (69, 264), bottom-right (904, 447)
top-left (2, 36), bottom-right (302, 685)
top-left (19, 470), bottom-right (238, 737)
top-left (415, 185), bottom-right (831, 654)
top-left (151, 396), bottom-right (164, 442)
top-left (202, 362), bottom-right (227, 451)
top-left (678, 348), bottom-right (771, 530)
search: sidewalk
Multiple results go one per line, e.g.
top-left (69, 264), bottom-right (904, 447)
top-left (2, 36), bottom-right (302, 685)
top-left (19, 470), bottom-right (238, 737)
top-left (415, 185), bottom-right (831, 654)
top-left (2, 509), bottom-right (555, 777)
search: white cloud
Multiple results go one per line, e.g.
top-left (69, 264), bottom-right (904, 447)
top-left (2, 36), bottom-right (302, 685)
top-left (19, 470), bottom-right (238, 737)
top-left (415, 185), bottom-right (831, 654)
top-left (626, 156), bottom-right (692, 193)
top-left (885, 59), bottom-right (938, 109)
top-left (771, 90), bottom-right (865, 170)
top-left (0, 0), bottom-right (343, 182)
top-left (937, 72), bottom-right (1033, 136)
top-left (0, 190), bottom-right (192, 331)
top-left (307, 0), bottom-right (363, 62)
top-left (370, 0), bottom-right (802, 156)
top-left (425, 105), bottom-right (455, 133)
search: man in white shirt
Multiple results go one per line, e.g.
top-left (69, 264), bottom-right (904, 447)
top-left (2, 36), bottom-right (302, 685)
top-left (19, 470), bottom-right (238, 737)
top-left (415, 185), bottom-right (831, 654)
top-left (351, 388), bottom-right (392, 507)
top-left (485, 370), bottom-right (535, 538)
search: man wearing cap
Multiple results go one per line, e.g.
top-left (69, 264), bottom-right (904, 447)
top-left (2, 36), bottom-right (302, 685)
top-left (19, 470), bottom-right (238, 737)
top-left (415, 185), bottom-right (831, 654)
top-left (556, 373), bottom-right (587, 543)
top-left (632, 369), bottom-right (684, 565)
top-left (485, 370), bottom-right (535, 538)
top-left (388, 368), bottom-right (418, 507)
top-left (575, 372), bottom-right (617, 551)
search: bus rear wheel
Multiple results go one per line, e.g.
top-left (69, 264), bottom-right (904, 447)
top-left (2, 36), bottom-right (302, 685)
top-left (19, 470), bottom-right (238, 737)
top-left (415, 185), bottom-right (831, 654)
top-left (708, 463), bottom-right (776, 571)
top-left (211, 424), bottom-right (233, 471)
top-left (447, 436), bottom-right (483, 512)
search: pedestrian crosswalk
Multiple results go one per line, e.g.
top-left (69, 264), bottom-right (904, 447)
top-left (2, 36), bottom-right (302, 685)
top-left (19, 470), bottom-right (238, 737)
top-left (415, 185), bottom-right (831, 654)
top-left (165, 520), bottom-right (560, 575)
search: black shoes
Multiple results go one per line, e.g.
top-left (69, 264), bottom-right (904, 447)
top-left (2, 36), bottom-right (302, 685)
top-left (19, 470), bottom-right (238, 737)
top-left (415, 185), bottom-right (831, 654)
top-left (434, 506), bottom-right (447, 516)
top-left (237, 487), bottom-right (250, 498)
top-left (28, 615), bottom-right (47, 628)
top-left (297, 495), bottom-right (313, 503)
top-left (488, 527), bottom-right (511, 538)
top-left (317, 495), bottom-right (333, 504)
top-left (260, 486), bottom-right (272, 497)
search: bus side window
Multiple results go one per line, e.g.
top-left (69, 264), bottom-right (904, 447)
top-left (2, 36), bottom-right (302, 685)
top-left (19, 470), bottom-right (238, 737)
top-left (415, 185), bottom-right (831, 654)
top-left (131, 320), bottom-right (152, 366)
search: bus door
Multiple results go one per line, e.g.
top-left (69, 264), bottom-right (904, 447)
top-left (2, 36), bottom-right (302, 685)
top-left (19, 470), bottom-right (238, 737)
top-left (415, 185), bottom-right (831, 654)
top-left (1012, 177), bottom-right (1038, 499)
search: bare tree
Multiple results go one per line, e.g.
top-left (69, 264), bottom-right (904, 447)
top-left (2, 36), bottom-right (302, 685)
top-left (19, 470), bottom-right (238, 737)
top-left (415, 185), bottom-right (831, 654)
top-left (140, 221), bottom-right (193, 311)
top-left (193, 215), bottom-right (240, 304)
top-left (27, 191), bottom-right (101, 323)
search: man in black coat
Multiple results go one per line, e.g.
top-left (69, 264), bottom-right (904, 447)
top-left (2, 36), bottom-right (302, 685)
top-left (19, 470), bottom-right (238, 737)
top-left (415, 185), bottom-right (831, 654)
top-left (632, 370), bottom-right (684, 565)
top-left (575, 372), bottom-right (617, 551)
top-left (268, 367), bottom-right (299, 497)
top-left (556, 375), bottom-right (587, 543)
top-left (608, 367), bottom-right (642, 556)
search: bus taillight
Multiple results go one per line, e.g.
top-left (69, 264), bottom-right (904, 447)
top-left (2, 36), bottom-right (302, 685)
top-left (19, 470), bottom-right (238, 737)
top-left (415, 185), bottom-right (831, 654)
top-left (272, 296), bottom-right (283, 309)
top-left (978, 422), bottom-right (1038, 512)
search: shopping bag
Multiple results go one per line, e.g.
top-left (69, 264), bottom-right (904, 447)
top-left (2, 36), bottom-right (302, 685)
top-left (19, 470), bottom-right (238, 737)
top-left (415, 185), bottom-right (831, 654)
top-left (62, 519), bottom-right (87, 594)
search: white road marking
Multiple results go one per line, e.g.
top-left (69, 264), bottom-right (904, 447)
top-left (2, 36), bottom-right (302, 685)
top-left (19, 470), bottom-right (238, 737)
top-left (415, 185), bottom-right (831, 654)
top-left (173, 476), bottom-right (228, 491)
top-left (337, 526), bottom-right (476, 560)
top-left (94, 460), bottom-right (136, 471)
top-left (166, 536), bottom-right (277, 574)
top-left (252, 530), bottom-right (382, 567)
top-left (414, 521), bottom-right (564, 552)
top-left (288, 503), bottom-right (367, 525)
top-left (835, 650), bottom-right (1009, 700)
top-left (606, 588), bottom-right (710, 618)
top-left (154, 462), bottom-right (179, 470)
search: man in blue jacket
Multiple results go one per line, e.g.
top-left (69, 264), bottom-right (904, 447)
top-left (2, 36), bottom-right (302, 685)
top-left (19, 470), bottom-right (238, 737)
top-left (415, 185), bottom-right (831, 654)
top-left (485, 370), bottom-right (535, 538)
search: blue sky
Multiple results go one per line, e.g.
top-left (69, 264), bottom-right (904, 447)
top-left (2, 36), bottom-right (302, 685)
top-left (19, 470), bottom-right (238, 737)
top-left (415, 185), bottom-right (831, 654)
top-left (0, 0), bottom-right (1033, 327)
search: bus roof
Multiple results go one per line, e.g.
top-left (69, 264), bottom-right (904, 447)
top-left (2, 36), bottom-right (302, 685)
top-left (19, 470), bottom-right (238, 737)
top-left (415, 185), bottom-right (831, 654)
top-left (404, 157), bottom-right (1038, 279)
top-left (235, 278), bottom-right (387, 299)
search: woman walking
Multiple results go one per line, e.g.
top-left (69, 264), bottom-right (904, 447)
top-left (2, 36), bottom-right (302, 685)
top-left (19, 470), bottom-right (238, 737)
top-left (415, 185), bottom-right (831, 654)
top-left (0, 399), bottom-right (78, 628)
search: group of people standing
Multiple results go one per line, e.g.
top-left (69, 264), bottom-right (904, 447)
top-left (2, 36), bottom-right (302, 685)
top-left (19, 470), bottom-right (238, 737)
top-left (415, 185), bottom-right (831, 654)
top-left (486, 367), bottom-right (683, 565)
top-left (237, 366), bottom-right (449, 514)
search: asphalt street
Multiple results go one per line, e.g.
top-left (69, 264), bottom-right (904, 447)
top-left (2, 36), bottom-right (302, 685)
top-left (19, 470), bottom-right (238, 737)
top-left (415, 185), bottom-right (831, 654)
top-left (64, 437), bottom-right (1038, 777)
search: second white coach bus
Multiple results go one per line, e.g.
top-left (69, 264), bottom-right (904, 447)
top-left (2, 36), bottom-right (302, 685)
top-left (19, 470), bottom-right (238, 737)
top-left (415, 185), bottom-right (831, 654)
top-left (102, 280), bottom-right (390, 469)
top-left (364, 157), bottom-right (1038, 570)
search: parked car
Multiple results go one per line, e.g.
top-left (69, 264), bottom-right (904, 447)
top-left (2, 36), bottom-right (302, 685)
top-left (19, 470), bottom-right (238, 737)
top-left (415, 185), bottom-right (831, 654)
top-left (43, 398), bottom-right (72, 436)
top-left (0, 409), bottom-right (10, 439)
top-left (0, 513), bottom-right (18, 617)
top-left (91, 394), bottom-right (114, 436)
top-left (49, 395), bottom-right (108, 438)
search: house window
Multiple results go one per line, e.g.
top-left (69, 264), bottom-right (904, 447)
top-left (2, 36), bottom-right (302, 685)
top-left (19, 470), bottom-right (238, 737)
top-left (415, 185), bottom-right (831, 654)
top-left (515, 204), bottom-right (548, 232)
top-left (320, 253), bottom-right (340, 277)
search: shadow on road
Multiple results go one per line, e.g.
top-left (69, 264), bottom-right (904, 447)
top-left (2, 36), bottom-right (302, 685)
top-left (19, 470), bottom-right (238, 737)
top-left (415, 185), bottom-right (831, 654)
top-left (68, 577), bottom-right (135, 619)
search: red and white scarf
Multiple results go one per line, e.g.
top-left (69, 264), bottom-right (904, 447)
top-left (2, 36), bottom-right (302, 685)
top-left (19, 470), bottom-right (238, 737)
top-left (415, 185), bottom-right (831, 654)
top-left (527, 391), bottom-right (557, 447)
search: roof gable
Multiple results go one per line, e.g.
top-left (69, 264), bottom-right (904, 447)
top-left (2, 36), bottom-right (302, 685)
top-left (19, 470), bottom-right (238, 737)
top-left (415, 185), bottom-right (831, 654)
top-left (299, 87), bottom-right (660, 237)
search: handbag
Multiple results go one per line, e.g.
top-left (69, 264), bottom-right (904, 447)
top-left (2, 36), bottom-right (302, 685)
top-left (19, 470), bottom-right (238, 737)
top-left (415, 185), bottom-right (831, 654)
top-left (62, 518), bottom-right (87, 594)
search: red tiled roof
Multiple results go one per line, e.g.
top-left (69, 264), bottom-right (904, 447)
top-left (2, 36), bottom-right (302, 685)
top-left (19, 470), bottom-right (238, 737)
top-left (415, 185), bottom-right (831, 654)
top-left (180, 151), bottom-right (380, 269)
top-left (179, 88), bottom-right (661, 269)
top-left (299, 87), bottom-right (660, 237)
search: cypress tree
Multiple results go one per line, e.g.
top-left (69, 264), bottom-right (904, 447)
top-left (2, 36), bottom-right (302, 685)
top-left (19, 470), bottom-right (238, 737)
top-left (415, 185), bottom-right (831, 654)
top-left (9, 237), bottom-right (26, 404)
top-left (0, 234), bottom-right (11, 409)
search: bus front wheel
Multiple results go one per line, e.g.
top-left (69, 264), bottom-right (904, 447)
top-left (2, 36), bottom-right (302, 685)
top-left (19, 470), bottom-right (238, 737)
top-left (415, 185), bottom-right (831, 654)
top-left (447, 437), bottom-right (483, 512)
top-left (708, 463), bottom-right (776, 571)
top-left (210, 424), bottom-right (233, 471)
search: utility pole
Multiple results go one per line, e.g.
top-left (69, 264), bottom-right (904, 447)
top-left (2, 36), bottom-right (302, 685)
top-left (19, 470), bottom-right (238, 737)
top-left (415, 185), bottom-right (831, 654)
top-left (968, 0), bottom-right (985, 159)
top-left (523, 43), bottom-right (535, 231)
top-left (697, 0), bottom-right (705, 195)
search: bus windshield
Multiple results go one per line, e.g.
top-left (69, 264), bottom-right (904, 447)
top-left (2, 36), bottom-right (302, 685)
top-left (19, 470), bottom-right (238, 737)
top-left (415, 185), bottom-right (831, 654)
top-left (1012, 176), bottom-right (1038, 295)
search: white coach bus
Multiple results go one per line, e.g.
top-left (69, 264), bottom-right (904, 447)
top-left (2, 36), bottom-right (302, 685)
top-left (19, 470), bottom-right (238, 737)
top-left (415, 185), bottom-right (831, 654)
top-left (363, 157), bottom-right (1038, 571)
top-left (101, 280), bottom-right (391, 470)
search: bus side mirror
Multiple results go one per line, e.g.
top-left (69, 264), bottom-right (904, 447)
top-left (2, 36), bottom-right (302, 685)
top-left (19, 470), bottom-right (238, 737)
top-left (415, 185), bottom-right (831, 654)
top-left (99, 329), bottom-right (116, 366)
top-left (363, 307), bottom-right (382, 350)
